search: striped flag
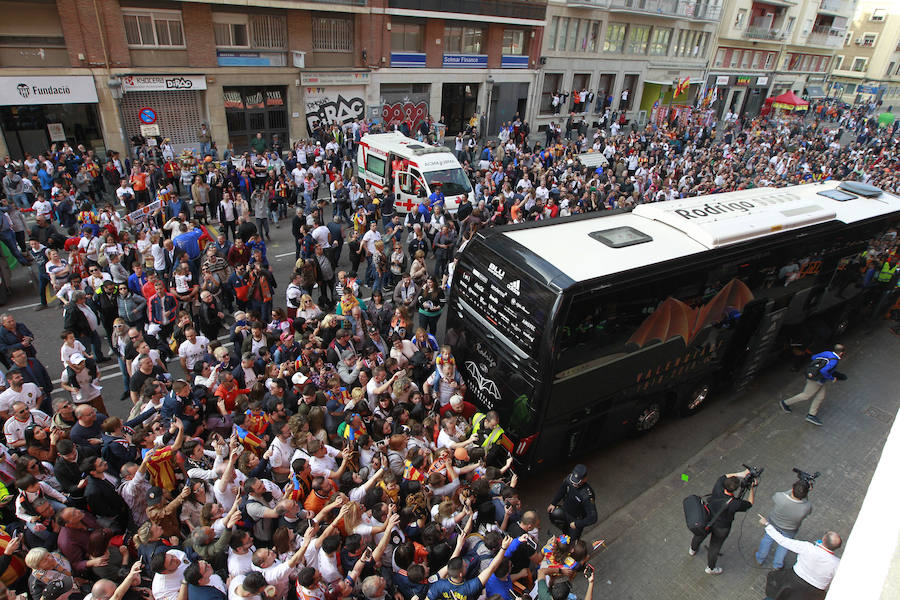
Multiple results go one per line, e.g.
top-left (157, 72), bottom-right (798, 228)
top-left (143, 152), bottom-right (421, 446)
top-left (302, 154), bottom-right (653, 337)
top-left (234, 425), bottom-right (263, 452)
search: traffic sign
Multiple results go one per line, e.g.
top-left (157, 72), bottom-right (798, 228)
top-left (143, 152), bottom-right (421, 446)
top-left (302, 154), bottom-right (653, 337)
top-left (139, 107), bottom-right (157, 124)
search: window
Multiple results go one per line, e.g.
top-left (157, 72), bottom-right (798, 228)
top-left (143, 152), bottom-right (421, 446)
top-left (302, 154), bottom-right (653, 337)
top-left (735, 9), bottom-right (747, 28)
top-left (786, 17), bottom-right (795, 33)
top-left (852, 57), bottom-right (867, 72)
top-left (567, 19), bottom-right (580, 51)
top-left (764, 52), bottom-right (775, 69)
top-left (588, 21), bottom-right (600, 53)
top-left (861, 33), bottom-right (877, 47)
top-left (557, 18), bottom-right (569, 52)
top-left (444, 25), bottom-right (484, 54)
top-left (871, 8), bottom-right (886, 22)
top-left (604, 23), bottom-right (626, 53)
top-left (250, 15), bottom-right (286, 49)
top-left (627, 25), bottom-right (649, 54)
top-left (714, 48), bottom-right (725, 67)
top-left (696, 32), bottom-right (709, 57)
top-left (540, 73), bottom-right (563, 113)
top-left (741, 49), bottom-right (752, 69)
top-left (312, 17), bottom-right (353, 52)
top-left (366, 154), bottom-right (385, 178)
top-left (753, 51), bottom-right (765, 69)
top-left (502, 29), bottom-right (527, 55)
top-left (213, 15), bottom-right (249, 48)
top-left (392, 20), bottom-right (424, 52)
top-left (214, 14), bottom-right (286, 49)
top-left (548, 16), bottom-right (559, 51)
top-left (844, 83), bottom-right (856, 94)
top-left (649, 27), bottom-right (672, 56)
top-left (845, 31), bottom-right (853, 46)
top-left (730, 50), bottom-right (741, 68)
top-left (123, 10), bottom-right (184, 48)
top-left (834, 55), bottom-right (844, 70)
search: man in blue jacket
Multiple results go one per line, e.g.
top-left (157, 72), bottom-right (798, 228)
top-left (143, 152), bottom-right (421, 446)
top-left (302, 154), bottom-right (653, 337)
top-left (780, 344), bottom-right (847, 426)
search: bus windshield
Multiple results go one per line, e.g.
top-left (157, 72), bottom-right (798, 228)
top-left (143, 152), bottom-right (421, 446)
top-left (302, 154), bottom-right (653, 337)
top-left (424, 168), bottom-right (472, 196)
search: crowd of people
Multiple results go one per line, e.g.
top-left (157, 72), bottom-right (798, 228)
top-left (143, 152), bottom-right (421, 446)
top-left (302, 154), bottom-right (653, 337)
top-left (0, 95), bottom-right (894, 600)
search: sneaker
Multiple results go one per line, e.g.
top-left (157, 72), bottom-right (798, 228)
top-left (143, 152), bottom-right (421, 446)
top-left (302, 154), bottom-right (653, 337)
top-left (705, 567), bottom-right (723, 575)
top-left (779, 400), bottom-right (792, 413)
top-left (688, 547), bottom-right (697, 556)
top-left (805, 414), bottom-right (823, 426)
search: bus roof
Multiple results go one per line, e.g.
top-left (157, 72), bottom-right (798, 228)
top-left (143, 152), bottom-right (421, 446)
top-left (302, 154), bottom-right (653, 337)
top-left (360, 132), bottom-right (461, 172)
top-left (500, 181), bottom-right (900, 284)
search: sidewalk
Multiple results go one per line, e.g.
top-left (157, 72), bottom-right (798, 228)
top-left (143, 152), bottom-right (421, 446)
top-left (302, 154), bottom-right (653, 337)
top-left (569, 325), bottom-right (899, 598)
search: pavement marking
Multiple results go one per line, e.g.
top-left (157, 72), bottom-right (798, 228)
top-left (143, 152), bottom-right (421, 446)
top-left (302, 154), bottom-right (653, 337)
top-left (275, 251), bottom-right (295, 258)
top-left (7, 301), bottom-right (45, 311)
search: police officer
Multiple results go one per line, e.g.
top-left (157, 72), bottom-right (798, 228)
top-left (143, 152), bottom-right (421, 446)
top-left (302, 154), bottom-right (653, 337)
top-left (547, 464), bottom-right (597, 539)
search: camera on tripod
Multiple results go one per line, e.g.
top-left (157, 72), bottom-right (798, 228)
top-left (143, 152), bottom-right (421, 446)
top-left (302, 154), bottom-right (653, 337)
top-left (793, 467), bottom-right (820, 489)
top-left (741, 463), bottom-right (764, 490)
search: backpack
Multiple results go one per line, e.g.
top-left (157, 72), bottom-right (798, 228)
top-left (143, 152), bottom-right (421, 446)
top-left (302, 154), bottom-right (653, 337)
top-left (805, 356), bottom-right (831, 380)
top-left (683, 494), bottom-right (733, 535)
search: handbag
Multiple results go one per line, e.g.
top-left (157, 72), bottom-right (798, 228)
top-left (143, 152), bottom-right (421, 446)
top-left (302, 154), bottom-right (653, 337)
top-left (234, 281), bottom-right (251, 301)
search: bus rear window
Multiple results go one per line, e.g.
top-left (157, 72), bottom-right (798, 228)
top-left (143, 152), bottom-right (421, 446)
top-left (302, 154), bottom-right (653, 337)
top-left (366, 154), bottom-right (385, 177)
top-left (454, 257), bottom-right (552, 355)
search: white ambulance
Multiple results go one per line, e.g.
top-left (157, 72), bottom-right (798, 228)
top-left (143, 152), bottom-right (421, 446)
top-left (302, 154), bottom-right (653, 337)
top-left (356, 132), bottom-right (474, 214)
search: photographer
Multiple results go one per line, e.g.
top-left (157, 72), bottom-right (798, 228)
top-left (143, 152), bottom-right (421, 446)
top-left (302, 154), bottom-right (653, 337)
top-left (688, 467), bottom-right (757, 575)
top-left (755, 478), bottom-right (813, 569)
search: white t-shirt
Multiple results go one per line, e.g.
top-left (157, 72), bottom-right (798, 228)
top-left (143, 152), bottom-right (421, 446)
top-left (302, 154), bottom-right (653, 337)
top-left (31, 199), bottom-right (52, 218)
top-left (228, 574), bottom-right (263, 600)
top-left (362, 230), bottom-right (381, 255)
top-left (227, 549), bottom-right (255, 576)
top-left (151, 550), bottom-right (189, 600)
top-left (311, 225), bottom-right (332, 249)
top-left (178, 336), bottom-right (210, 370)
top-left (60, 340), bottom-right (87, 367)
top-left (0, 383), bottom-right (42, 413)
top-left (3, 409), bottom-right (50, 447)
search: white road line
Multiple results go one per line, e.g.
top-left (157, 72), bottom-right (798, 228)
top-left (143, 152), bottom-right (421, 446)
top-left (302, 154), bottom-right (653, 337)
top-left (7, 301), bottom-right (45, 311)
top-left (275, 251), bottom-right (295, 258)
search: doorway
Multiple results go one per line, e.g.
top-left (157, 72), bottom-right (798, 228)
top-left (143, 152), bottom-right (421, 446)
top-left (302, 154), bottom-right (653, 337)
top-left (488, 82), bottom-right (530, 132)
top-left (595, 74), bottom-right (616, 113)
top-left (442, 83), bottom-right (479, 135)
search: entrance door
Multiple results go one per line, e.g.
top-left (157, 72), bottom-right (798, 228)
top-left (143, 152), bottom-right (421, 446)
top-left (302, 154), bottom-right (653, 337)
top-left (442, 83), bottom-right (478, 135)
top-left (394, 166), bottom-right (427, 214)
top-left (595, 74), bottom-right (616, 113)
top-left (223, 86), bottom-right (288, 153)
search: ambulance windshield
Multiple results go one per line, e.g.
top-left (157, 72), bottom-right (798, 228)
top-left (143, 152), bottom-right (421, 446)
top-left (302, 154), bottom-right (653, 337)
top-left (424, 168), bottom-right (472, 197)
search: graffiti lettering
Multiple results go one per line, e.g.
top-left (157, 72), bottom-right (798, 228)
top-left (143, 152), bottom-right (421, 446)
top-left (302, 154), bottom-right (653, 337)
top-left (381, 101), bottom-right (429, 132)
top-left (305, 94), bottom-right (365, 131)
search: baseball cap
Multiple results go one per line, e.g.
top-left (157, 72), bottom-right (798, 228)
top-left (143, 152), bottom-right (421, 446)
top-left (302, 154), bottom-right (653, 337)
top-left (568, 464), bottom-right (588, 486)
top-left (292, 372), bottom-right (309, 386)
top-left (454, 447), bottom-right (469, 461)
top-left (280, 331), bottom-right (293, 343)
top-left (70, 353), bottom-right (86, 365)
top-left (147, 486), bottom-right (165, 506)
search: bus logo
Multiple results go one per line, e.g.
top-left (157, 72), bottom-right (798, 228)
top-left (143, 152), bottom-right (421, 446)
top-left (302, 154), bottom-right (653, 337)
top-left (488, 263), bottom-right (505, 280)
top-left (506, 280), bottom-right (520, 295)
top-left (464, 360), bottom-right (500, 402)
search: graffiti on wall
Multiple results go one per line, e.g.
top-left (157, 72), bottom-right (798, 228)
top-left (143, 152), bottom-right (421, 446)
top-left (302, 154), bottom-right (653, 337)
top-left (304, 87), bottom-right (365, 131)
top-left (381, 99), bottom-right (429, 132)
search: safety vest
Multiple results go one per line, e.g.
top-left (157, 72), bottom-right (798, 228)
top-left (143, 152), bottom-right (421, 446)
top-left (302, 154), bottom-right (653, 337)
top-left (471, 412), bottom-right (505, 449)
top-left (877, 261), bottom-right (897, 283)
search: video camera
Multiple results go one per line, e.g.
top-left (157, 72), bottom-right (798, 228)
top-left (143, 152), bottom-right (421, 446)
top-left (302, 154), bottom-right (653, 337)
top-left (740, 463), bottom-right (764, 491)
top-left (793, 467), bottom-right (821, 489)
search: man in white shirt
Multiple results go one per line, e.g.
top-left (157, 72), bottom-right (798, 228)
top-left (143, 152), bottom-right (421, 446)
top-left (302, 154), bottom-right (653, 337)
top-left (291, 164), bottom-right (307, 189)
top-left (178, 327), bottom-right (210, 373)
top-left (3, 404), bottom-right (50, 448)
top-left (758, 516), bottom-right (841, 595)
top-left (0, 369), bottom-right (42, 416)
top-left (31, 195), bottom-right (53, 220)
top-left (77, 229), bottom-right (101, 264)
top-left (150, 549), bottom-right (191, 600)
top-left (115, 179), bottom-right (135, 208)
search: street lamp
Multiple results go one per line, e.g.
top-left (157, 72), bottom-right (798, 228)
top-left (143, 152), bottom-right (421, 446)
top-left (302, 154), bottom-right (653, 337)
top-left (107, 76), bottom-right (129, 154)
top-left (485, 76), bottom-right (495, 142)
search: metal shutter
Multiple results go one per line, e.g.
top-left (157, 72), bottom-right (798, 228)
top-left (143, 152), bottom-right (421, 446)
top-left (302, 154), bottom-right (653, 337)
top-left (120, 90), bottom-right (203, 150)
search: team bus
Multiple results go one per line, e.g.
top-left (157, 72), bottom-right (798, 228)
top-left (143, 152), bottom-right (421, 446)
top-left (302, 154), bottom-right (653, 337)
top-left (445, 180), bottom-right (900, 470)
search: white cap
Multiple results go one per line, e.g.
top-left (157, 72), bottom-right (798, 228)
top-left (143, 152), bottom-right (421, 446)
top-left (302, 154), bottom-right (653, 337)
top-left (70, 353), bottom-right (86, 365)
top-left (292, 372), bottom-right (309, 386)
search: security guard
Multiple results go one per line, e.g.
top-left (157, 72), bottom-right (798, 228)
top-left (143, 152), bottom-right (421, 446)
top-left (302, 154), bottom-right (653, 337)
top-left (470, 410), bottom-right (507, 467)
top-left (547, 464), bottom-right (597, 539)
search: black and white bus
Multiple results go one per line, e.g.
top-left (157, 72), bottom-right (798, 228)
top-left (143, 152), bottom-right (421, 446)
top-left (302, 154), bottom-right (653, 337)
top-left (445, 181), bottom-right (900, 470)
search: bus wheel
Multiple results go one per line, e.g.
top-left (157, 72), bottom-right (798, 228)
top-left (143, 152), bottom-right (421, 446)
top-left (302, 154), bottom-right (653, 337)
top-left (680, 381), bottom-right (712, 417)
top-left (634, 401), bottom-right (662, 433)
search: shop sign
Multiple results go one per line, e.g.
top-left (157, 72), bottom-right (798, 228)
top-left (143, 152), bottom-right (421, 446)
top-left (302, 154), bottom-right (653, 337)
top-left (304, 87), bottom-right (365, 131)
top-left (857, 84), bottom-right (881, 94)
top-left (0, 75), bottom-right (98, 106)
top-left (121, 74), bottom-right (207, 92)
top-left (501, 55), bottom-right (529, 69)
top-left (735, 76), bottom-right (752, 86)
top-left (715, 75), bottom-right (730, 86)
top-left (46, 123), bottom-right (66, 142)
top-left (216, 51), bottom-right (284, 67)
top-left (443, 54), bottom-right (488, 68)
top-left (140, 124), bottom-right (160, 137)
top-left (390, 52), bottom-right (427, 68)
top-left (756, 76), bottom-right (769, 86)
top-left (300, 72), bottom-right (370, 86)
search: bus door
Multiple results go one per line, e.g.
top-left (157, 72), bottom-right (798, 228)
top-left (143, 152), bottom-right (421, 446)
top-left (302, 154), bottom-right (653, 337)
top-left (394, 166), bottom-right (427, 213)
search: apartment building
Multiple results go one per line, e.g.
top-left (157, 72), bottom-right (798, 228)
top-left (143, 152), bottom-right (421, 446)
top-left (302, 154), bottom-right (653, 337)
top-left (829, 1), bottom-right (900, 105)
top-left (709, 0), bottom-right (852, 118)
top-left (0, 0), bottom-right (545, 159)
top-left (534, 0), bottom-right (722, 130)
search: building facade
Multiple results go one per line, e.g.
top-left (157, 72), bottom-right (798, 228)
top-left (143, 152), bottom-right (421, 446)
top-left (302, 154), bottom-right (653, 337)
top-left (708, 0), bottom-right (853, 119)
top-left (0, 0), bottom-right (545, 160)
top-left (829, 1), bottom-right (900, 105)
top-left (534, 0), bottom-right (722, 131)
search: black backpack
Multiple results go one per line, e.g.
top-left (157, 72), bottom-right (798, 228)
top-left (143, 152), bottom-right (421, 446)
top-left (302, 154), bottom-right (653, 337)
top-left (805, 356), bottom-right (831, 380)
top-left (683, 494), bottom-right (733, 536)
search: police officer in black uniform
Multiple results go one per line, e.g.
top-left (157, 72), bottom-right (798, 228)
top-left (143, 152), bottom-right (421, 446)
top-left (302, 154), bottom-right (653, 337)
top-left (547, 464), bottom-right (597, 539)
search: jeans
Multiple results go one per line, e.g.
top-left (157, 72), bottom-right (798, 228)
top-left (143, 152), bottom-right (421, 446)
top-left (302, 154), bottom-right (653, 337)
top-left (11, 193), bottom-right (29, 209)
top-left (117, 356), bottom-right (130, 392)
top-left (34, 274), bottom-right (51, 305)
top-left (80, 330), bottom-right (105, 360)
top-left (256, 217), bottom-right (270, 238)
top-left (0, 230), bottom-right (28, 265)
top-left (199, 141), bottom-right (211, 157)
top-left (756, 525), bottom-right (795, 569)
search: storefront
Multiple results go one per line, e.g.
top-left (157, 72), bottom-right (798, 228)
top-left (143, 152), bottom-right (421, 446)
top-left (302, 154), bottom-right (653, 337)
top-left (706, 74), bottom-right (770, 118)
top-left (301, 72), bottom-right (368, 135)
top-left (380, 83), bottom-right (431, 132)
top-left (223, 86), bottom-right (288, 153)
top-left (0, 75), bottom-right (100, 159)
top-left (119, 74), bottom-right (207, 152)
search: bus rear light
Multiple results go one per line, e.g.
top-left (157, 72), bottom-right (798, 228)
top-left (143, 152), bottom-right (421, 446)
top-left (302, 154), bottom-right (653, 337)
top-left (515, 434), bottom-right (538, 456)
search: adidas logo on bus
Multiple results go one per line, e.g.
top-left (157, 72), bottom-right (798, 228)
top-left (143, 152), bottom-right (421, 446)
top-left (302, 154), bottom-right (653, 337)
top-left (506, 280), bottom-right (520, 295)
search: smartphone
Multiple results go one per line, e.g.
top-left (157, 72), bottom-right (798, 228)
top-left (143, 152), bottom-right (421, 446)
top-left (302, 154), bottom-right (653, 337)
top-left (583, 564), bottom-right (594, 578)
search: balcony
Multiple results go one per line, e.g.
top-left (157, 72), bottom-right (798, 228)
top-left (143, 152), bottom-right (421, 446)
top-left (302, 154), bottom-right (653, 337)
top-left (388, 0), bottom-right (547, 21)
top-left (806, 25), bottom-right (844, 48)
top-left (744, 25), bottom-right (785, 40)
top-left (817, 0), bottom-right (851, 16)
top-left (604, 0), bottom-right (722, 21)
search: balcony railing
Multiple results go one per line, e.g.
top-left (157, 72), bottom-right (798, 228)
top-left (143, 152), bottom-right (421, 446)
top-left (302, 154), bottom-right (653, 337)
top-left (806, 25), bottom-right (844, 47)
top-left (602, 0), bottom-right (722, 21)
top-left (817, 0), bottom-right (850, 15)
top-left (744, 25), bottom-right (785, 40)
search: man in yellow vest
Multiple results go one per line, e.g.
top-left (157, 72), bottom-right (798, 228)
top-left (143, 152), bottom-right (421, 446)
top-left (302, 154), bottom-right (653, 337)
top-left (876, 259), bottom-right (897, 284)
top-left (470, 410), bottom-right (508, 467)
